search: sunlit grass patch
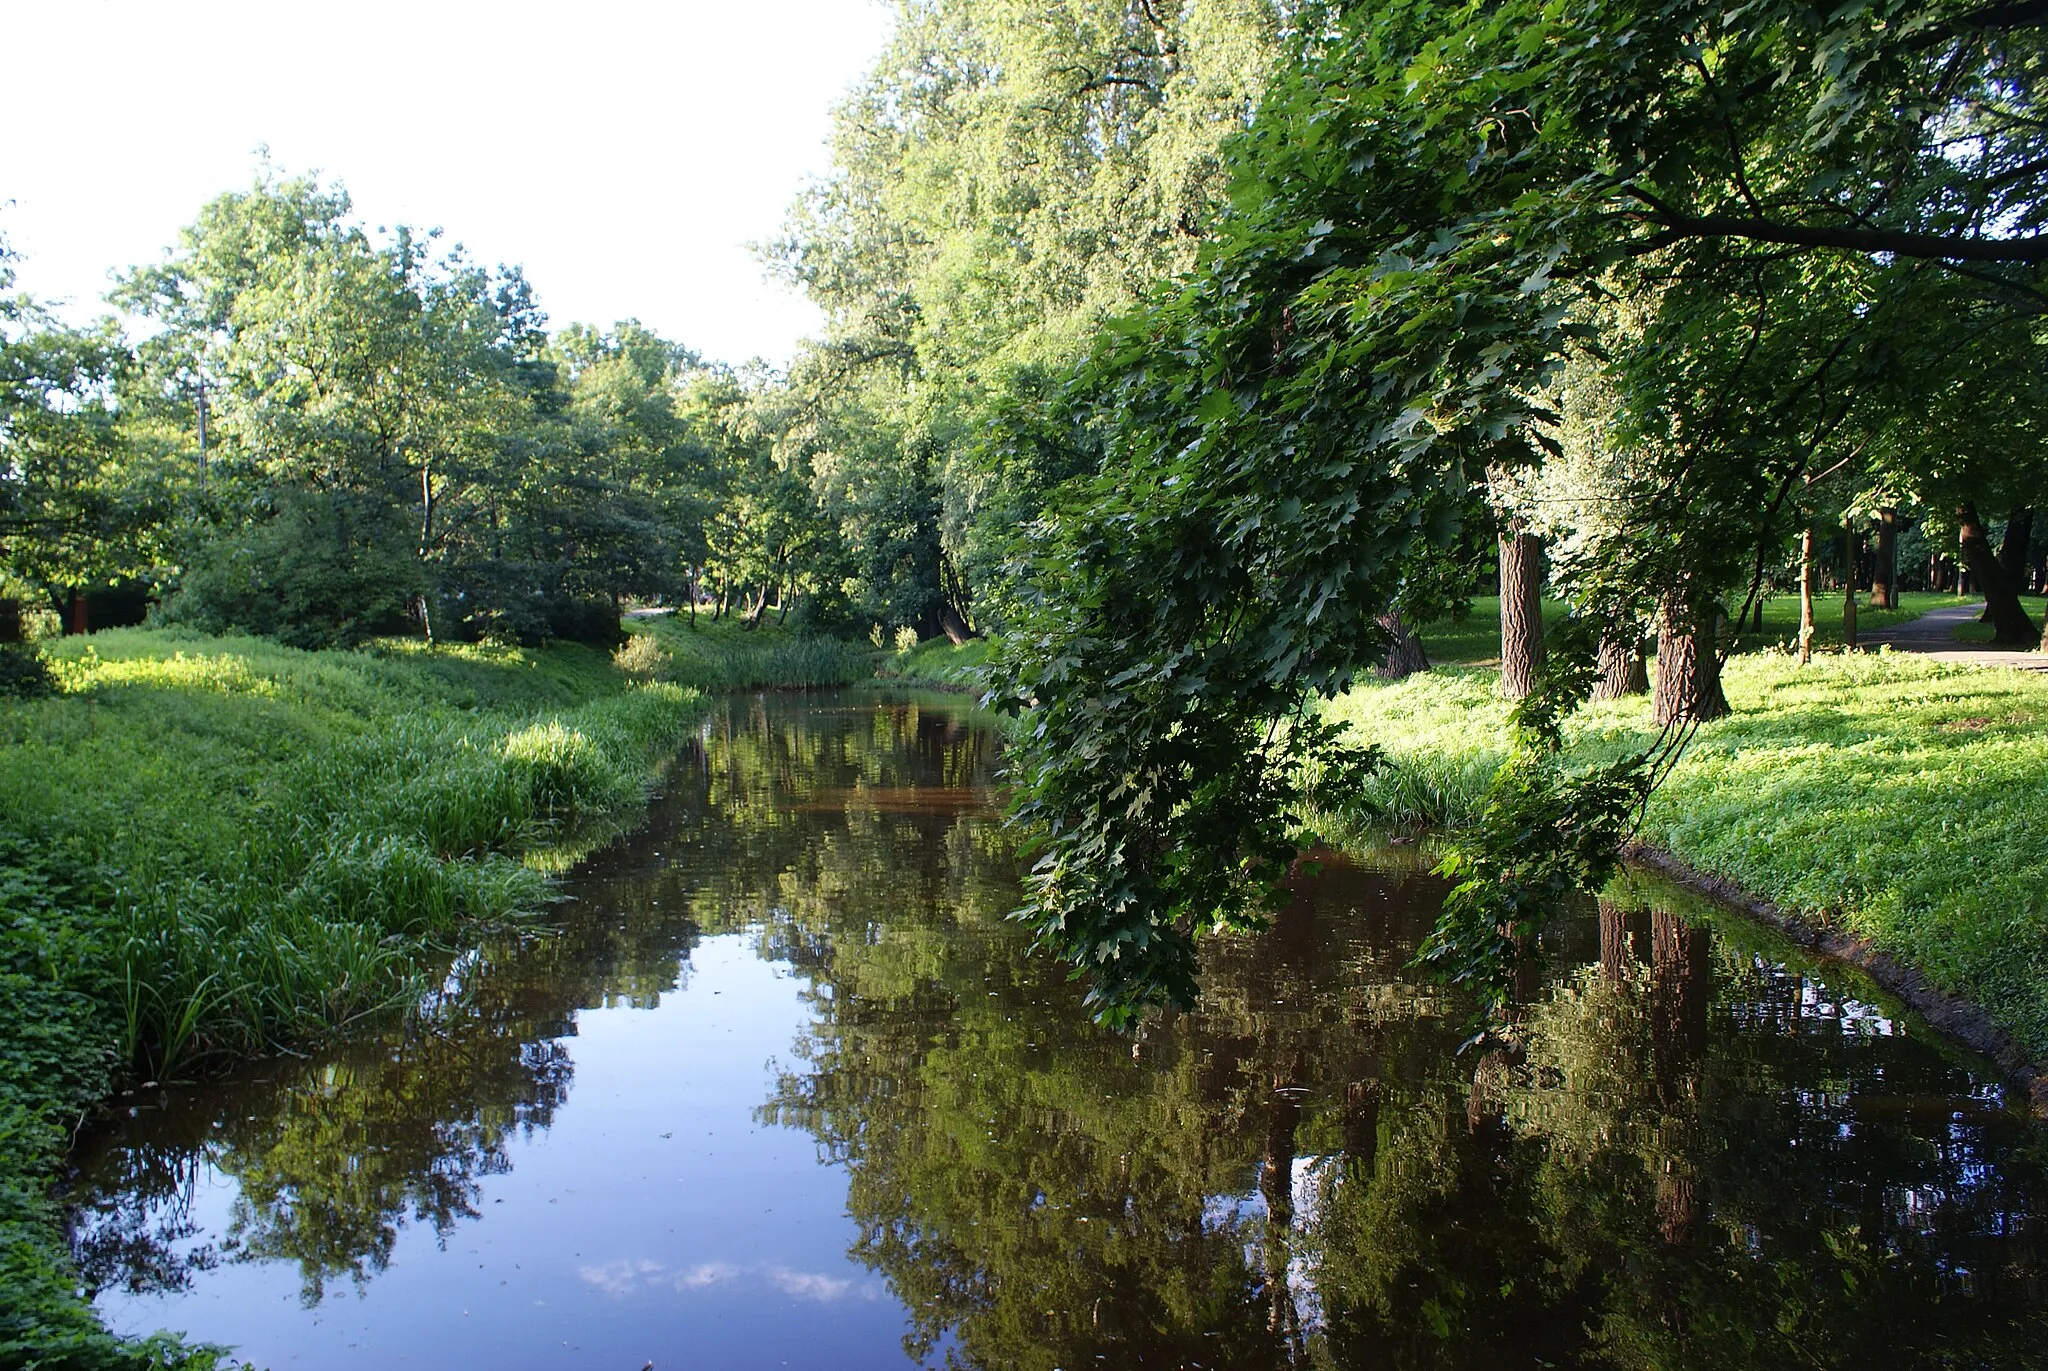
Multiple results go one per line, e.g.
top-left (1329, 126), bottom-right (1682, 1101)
top-left (630, 615), bottom-right (873, 690)
top-left (1324, 651), bottom-right (2048, 1055)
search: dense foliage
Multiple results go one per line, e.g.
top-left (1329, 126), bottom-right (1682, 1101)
top-left (981, 0), bottom-right (2048, 1018)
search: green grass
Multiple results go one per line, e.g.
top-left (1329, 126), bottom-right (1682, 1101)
top-left (625, 613), bottom-right (876, 690)
top-left (1319, 649), bottom-right (2048, 1058)
top-left (1, 628), bottom-right (712, 1368)
top-left (1417, 591), bottom-right (1977, 666)
top-left (878, 635), bottom-right (991, 688)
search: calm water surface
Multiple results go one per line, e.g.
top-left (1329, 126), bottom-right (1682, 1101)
top-left (68, 693), bottom-right (2048, 1368)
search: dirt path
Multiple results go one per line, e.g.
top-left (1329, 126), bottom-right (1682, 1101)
top-left (1858, 600), bottom-right (2048, 670)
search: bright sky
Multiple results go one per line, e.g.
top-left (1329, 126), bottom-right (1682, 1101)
top-left (1, 0), bottom-right (895, 368)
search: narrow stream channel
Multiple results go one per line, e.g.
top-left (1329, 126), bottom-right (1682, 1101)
top-left (67, 692), bottom-right (2048, 1368)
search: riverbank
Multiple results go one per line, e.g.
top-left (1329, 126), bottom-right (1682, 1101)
top-left (892, 628), bottom-right (2048, 1096)
top-left (1, 627), bottom-right (742, 1367)
top-left (1320, 651), bottom-right (2048, 1078)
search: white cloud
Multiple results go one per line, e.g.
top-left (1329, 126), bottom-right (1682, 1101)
top-left (764, 1266), bottom-right (855, 1302)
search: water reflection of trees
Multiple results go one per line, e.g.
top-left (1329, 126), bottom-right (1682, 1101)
top-left (747, 735), bottom-right (2048, 1369)
top-left (70, 696), bottom-right (2048, 1365)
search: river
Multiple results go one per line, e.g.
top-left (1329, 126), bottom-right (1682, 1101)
top-left (66, 691), bottom-right (2048, 1368)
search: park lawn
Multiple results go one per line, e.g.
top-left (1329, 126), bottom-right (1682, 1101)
top-left (1, 627), bottom-right (710, 1368)
top-left (1320, 650), bottom-right (2048, 1059)
top-left (1415, 591), bottom-right (1976, 667)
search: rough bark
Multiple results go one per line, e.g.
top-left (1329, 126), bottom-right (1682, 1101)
top-left (1871, 508), bottom-right (1899, 610)
top-left (1374, 608), bottom-right (1430, 680)
top-left (1591, 631), bottom-right (1648, 700)
top-left (1958, 501), bottom-right (2041, 646)
top-left (1986, 506), bottom-right (2036, 622)
top-left (1497, 530), bottom-right (1544, 698)
top-left (938, 600), bottom-right (974, 646)
top-left (1653, 594), bottom-right (1730, 726)
top-left (1999, 507), bottom-right (2034, 585)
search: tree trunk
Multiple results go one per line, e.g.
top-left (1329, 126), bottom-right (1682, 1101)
top-left (1497, 531), bottom-right (1544, 698)
top-left (0, 600), bottom-right (20, 645)
top-left (1871, 509), bottom-right (1899, 610)
top-left (1798, 527), bottom-right (1816, 665)
top-left (1374, 608), bottom-right (1430, 680)
top-left (69, 590), bottom-right (89, 636)
top-left (1653, 594), bottom-right (1730, 726)
top-left (740, 583), bottom-right (770, 629)
top-left (1999, 507), bottom-right (2034, 586)
top-left (1958, 501), bottom-right (2041, 646)
top-left (1986, 506), bottom-right (2035, 622)
top-left (938, 600), bottom-right (974, 646)
top-left (1591, 629), bottom-right (1648, 700)
top-left (1841, 517), bottom-right (1859, 650)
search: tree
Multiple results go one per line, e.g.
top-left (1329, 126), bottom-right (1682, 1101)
top-left (1, 249), bottom-right (169, 626)
top-left (771, 0), bottom-right (1286, 634)
top-left (989, 0), bottom-right (2048, 1015)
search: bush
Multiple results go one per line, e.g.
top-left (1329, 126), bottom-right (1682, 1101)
top-left (613, 630), bottom-right (670, 679)
top-left (165, 493), bottom-right (418, 649)
top-left (0, 645), bottom-right (53, 699)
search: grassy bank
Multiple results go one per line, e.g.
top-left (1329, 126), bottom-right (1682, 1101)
top-left (876, 635), bottom-right (990, 689)
top-left (623, 613), bottom-right (876, 690)
top-left (1320, 650), bottom-right (2048, 1059)
top-left (2, 628), bottom-right (716, 1368)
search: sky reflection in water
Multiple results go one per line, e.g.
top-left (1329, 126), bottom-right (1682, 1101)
top-left (68, 692), bottom-right (2048, 1369)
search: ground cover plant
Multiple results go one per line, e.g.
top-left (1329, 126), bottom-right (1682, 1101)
top-left (1319, 650), bottom-right (2048, 1058)
top-left (0, 628), bottom-right (708, 1368)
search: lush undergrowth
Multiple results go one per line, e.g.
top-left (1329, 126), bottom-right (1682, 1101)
top-left (2, 628), bottom-right (709, 1369)
top-left (624, 613), bottom-right (875, 689)
top-left (876, 635), bottom-right (990, 688)
top-left (1319, 649), bottom-right (2048, 1058)
top-left (1415, 591), bottom-right (1973, 666)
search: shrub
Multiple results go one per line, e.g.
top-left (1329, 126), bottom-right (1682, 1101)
top-left (612, 629), bottom-right (670, 679)
top-left (0, 645), bottom-right (53, 699)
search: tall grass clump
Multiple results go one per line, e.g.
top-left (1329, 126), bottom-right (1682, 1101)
top-left (0, 630), bottom-right (703, 1367)
top-left (629, 616), bottom-right (873, 690)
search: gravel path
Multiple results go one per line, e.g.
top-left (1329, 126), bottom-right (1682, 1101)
top-left (1857, 600), bottom-right (2048, 671)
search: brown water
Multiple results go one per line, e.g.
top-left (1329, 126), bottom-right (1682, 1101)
top-left (67, 692), bottom-right (2048, 1369)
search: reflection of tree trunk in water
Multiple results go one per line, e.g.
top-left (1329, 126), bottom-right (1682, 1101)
top-left (1650, 911), bottom-right (1710, 1101)
top-left (1261, 1064), bottom-right (1305, 1352)
top-left (1341, 1079), bottom-right (1380, 1185)
top-left (1650, 910), bottom-right (1710, 1250)
top-left (1374, 608), bottom-right (1430, 680)
top-left (1598, 901), bottom-right (1630, 982)
top-left (1591, 631), bottom-right (1648, 700)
